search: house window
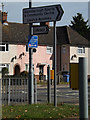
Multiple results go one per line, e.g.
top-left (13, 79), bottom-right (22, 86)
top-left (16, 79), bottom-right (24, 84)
top-left (78, 47), bottom-right (85, 54)
top-left (0, 64), bottom-right (9, 72)
top-left (0, 43), bottom-right (9, 52)
top-left (26, 45), bottom-right (29, 52)
top-left (47, 46), bottom-right (53, 54)
top-left (0, 64), bottom-right (6, 68)
top-left (62, 45), bottom-right (66, 53)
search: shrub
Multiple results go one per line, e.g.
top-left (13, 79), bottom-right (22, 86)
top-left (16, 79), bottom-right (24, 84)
top-left (20, 71), bottom-right (28, 77)
top-left (2, 67), bottom-right (9, 76)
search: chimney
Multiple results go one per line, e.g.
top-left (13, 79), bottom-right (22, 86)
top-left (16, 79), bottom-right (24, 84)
top-left (45, 22), bottom-right (49, 26)
top-left (2, 12), bottom-right (8, 23)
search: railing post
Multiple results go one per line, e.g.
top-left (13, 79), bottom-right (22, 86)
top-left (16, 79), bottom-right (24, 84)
top-left (8, 78), bottom-right (10, 105)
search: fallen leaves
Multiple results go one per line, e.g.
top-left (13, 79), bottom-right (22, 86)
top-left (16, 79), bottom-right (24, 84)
top-left (10, 109), bottom-right (13, 112)
top-left (25, 109), bottom-right (27, 112)
top-left (16, 115), bottom-right (21, 118)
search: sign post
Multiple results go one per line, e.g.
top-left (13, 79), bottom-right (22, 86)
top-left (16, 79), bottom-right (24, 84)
top-left (53, 21), bottom-right (57, 107)
top-left (28, 0), bottom-right (34, 104)
top-left (23, 3), bottom-right (64, 106)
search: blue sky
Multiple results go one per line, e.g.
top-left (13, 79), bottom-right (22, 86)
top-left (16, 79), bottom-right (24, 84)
top-left (0, 2), bottom-right (89, 26)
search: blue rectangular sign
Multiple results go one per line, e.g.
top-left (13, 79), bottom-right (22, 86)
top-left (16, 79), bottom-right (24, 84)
top-left (28, 35), bottom-right (38, 48)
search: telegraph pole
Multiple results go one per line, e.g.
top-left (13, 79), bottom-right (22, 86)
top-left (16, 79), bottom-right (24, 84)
top-left (28, 0), bottom-right (34, 104)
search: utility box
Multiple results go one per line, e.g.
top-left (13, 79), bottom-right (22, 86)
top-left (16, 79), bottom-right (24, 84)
top-left (70, 63), bottom-right (79, 90)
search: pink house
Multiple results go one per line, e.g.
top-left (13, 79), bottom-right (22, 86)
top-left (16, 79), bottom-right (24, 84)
top-left (1, 22), bottom-right (53, 81)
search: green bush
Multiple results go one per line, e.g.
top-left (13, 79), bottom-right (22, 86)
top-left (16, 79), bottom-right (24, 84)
top-left (20, 71), bottom-right (28, 77)
top-left (2, 67), bottom-right (9, 76)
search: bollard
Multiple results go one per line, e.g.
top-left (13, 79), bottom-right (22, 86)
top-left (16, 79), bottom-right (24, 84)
top-left (47, 65), bottom-right (51, 103)
top-left (79, 57), bottom-right (88, 119)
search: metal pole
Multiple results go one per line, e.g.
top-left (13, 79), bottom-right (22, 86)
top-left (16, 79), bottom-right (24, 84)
top-left (28, 0), bottom-right (34, 104)
top-left (0, 78), bottom-right (2, 120)
top-left (79, 57), bottom-right (88, 119)
top-left (34, 78), bottom-right (37, 104)
top-left (47, 65), bottom-right (51, 103)
top-left (53, 21), bottom-right (57, 107)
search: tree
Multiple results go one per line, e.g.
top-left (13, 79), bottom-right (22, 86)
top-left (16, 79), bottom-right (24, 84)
top-left (69, 13), bottom-right (90, 40)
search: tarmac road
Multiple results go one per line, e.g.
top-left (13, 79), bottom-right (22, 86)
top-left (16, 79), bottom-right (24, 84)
top-left (37, 84), bottom-right (90, 105)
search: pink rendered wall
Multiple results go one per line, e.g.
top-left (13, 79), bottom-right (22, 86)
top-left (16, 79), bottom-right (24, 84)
top-left (15, 45), bottom-right (52, 76)
top-left (16, 45), bottom-right (29, 73)
top-left (33, 46), bottom-right (53, 75)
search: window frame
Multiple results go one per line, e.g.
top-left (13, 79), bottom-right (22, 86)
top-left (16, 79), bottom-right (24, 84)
top-left (26, 45), bottom-right (29, 52)
top-left (0, 43), bottom-right (9, 52)
top-left (62, 45), bottom-right (66, 53)
top-left (0, 64), bottom-right (9, 72)
top-left (46, 46), bottom-right (53, 54)
top-left (77, 47), bottom-right (85, 54)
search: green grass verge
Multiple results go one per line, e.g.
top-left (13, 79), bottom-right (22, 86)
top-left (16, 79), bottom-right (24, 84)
top-left (2, 103), bottom-right (79, 119)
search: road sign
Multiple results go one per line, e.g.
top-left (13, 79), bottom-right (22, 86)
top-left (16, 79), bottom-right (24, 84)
top-left (23, 4), bottom-right (64, 24)
top-left (32, 25), bottom-right (49, 35)
top-left (28, 36), bottom-right (38, 48)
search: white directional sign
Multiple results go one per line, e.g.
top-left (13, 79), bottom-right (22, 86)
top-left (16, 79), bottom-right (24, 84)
top-left (23, 4), bottom-right (64, 24)
top-left (32, 25), bottom-right (49, 35)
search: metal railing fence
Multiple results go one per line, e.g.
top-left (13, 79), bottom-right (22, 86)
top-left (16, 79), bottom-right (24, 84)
top-left (1, 77), bottom-right (28, 105)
